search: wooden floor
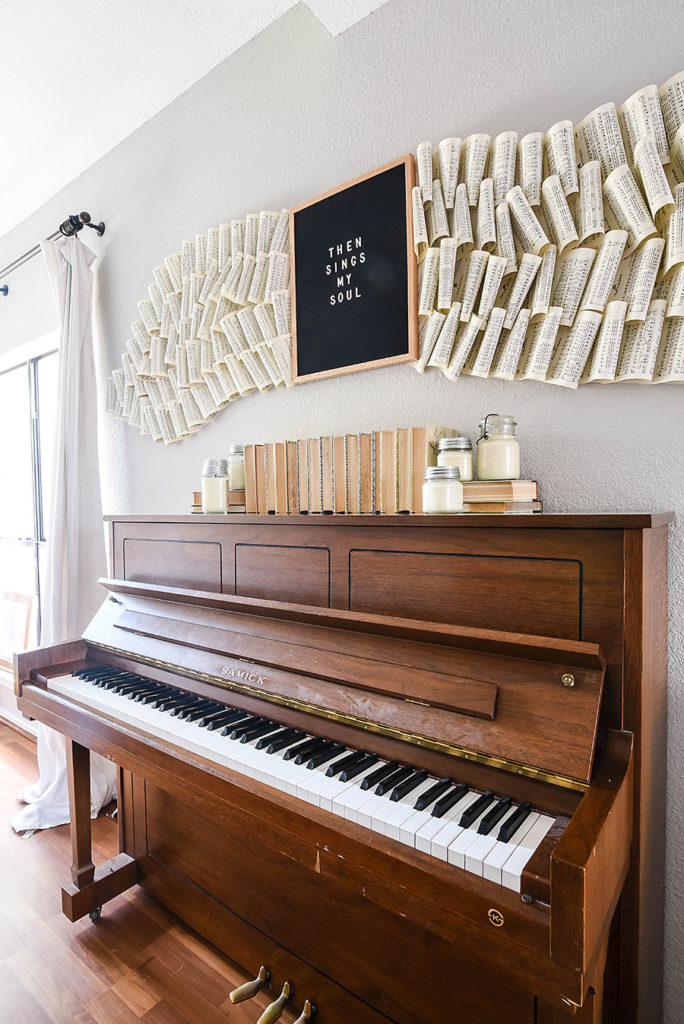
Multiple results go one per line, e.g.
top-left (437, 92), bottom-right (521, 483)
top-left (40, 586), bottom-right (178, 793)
top-left (0, 723), bottom-right (298, 1024)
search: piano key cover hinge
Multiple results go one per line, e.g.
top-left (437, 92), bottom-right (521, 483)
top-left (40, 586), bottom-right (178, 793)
top-left (89, 641), bottom-right (589, 793)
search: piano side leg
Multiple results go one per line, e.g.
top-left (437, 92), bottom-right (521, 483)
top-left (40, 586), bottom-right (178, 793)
top-left (61, 739), bottom-right (139, 923)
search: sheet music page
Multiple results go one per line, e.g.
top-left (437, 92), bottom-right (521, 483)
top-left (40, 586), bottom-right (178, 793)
top-left (253, 302), bottom-right (278, 342)
top-left (148, 283), bottom-right (163, 320)
top-left (575, 102), bottom-right (628, 176)
top-left (530, 244), bottom-right (557, 319)
top-left (478, 255), bottom-right (507, 320)
top-left (603, 164), bottom-right (657, 254)
top-left (665, 263), bottom-right (684, 316)
top-left (580, 230), bottom-right (628, 312)
top-left (451, 183), bottom-right (474, 252)
top-left (272, 289), bottom-right (292, 337)
top-left (218, 223), bottom-right (231, 267)
top-left (231, 219), bottom-right (245, 255)
top-left (541, 174), bottom-right (579, 253)
top-left (270, 210), bottom-right (291, 254)
top-left (223, 253), bottom-right (244, 303)
top-left (412, 186), bottom-right (428, 262)
top-left (503, 252), bottom-right (542, 328)
top-left (495, 201), bottom-right (517, 275)
top-left (489, 308), bottom-right (531, 379)
top-left (547, 309), bottom-right (602, 387)
top-left (181, 239), bottom-right (196, 281)
top-left (552, 247), bottom-right (596, 326)
top-left (517, 306), bottom-right (563, 380)
top-left (417, 141), bottom-right (433, 202)
top-left (544, 119), bottom-right (579, 196)
top-left (619, 83), bottom-right (670, 166)
top-left (165, 253), bottom-right (183, 294)
top-left (463, 133), bottom-right (491, 206)
top-left (470, 307), bottom-right (506, 376)
top-left (612, 236), bottom-right (665, 321)
top-left (426, 179), bottom-right (450, 245)
top-left (506, 186), bottom-right (551, 254)
top-left (457, 249), bottom-right (489, 321)
top-left (438, 137), bottom-right (461, 208)
top-left (582, 299), bottom-right (627, 381)
top-left (264, 251), bottom-right (290, 302)
top-left (437, 238), bottom-right (458, 311)
top-left (427, 302), bottom-right (462, 368)
top-left (663, 183), bottom-right (684, 274)
top-left (248, 253), bottom-right (270, 305)
top-left (235, 254), bottom-right (257, 305)
top-left (492, 131), bottom-right (518, 204)
top-left (475, 178), bottom-right (496, 251)
top-left (416, 311), bottom-right (447, 372)
top-left (194, 233), bottom-right (208, 273)
top-left (576, 160), bottom-right (605, 243)
top-left (634, 137), bottom-right (675, 219)
top-left (659, 70), bottom-right (684, 147)
top-left (270, 334), bottom-right (294, 386)
top-left (418, 246), bottom-right (440, 315)
top-left (444, 315), bottom-right (484, 378)
top-left (257, 210), bottom-right (280, 254)
top-left (653, 316), bottom-right (684, 381)
top-left (670, 125), bottom-right (684, 184)
top-left (614, 298), bottom-right (667, 380)
top-left (519, 132), bottom-right (543, 207)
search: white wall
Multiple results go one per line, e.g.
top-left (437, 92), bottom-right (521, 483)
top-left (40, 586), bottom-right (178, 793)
top-left (0, 0), bottom-right (681, 1018)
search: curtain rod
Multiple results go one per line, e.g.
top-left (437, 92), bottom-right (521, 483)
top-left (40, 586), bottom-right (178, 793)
top-left (0, 212), bottom-right (105, 295)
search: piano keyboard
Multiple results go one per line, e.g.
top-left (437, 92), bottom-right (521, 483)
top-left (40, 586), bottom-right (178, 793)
top-left (49, 666), bottom-right (556, 893)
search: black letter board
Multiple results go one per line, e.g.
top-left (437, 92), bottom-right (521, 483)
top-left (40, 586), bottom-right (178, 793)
top-left (290, 154), bottom-right (417, 383)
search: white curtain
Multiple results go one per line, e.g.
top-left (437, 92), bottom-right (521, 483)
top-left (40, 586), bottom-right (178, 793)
top-left (12, 237), bottom-right (116, 833)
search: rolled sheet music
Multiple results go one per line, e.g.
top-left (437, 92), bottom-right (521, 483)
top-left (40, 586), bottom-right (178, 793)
top-left (552, 247), bottom-right (596, 326)
top-left (475, 178), bottom-right (496, 251)
top-left (437, 239), bottom-right (458, 311)
top-left (491, 131), bottom-right (518, 205)
top-left (530, 244), bottom-right (557, 320)
top-left (575, 102), bottom-right (628, 177)
top-left (519, 132), bottom-right (543, 207)
top-left (653, 316), bottom-right (684, 381)
top-left (438, 137), bottom-right (461, 208)
top-left (416, 141), bottom-right (433, 203)
top-left (634, 137), bottom-right (674, 220)
top-left (663, 183), bottom-right (684, 274)
top-left (457, 249), bottom-right (489, 321)
top-left (659, 70), bottom-right (684, 148)
top-left (463, 134), bottom-right (491, 206)
top-left (412, 187), bottom-right (428, 262)
top-left (580, 230), bottom-right (628, 313)
top-left (506, 186), bottom-right (551, 255)
top-left (451, 184), bottom-right (474, 252)
top-left (611, 236), bottom-right (664, 321)
top-left (517, 306), bottom-right (563, 380)
top-left (576, 161), bottom-right (605, 244)
top-left (495, 202), bottom-right (517, 276)
top-left (541, 175), bottom-right (579, 253)
top-left (414, 310), bottom-right (446, 372)
top-left (503, 252), bottom-right (542, 328)
top-left (544, 120), bottom-right (579, 196)
top-left (427, 302), bottom-right (462, 369)
top-left (582, 300), bottom-right (627, 382)
top-left (614, 298), bottom-right (667, 381)
top-left (444, 315), bottom-right (484, 378)
top-left (470, 307), bottom-right (506, 377)
top-left (603, 164), bottom-right (657, 255)
top-left (418, 247), bottom-right (440, 316)
top-left (489, 307), bottom-right (531, 379)
top-left (478, 255), bottom-right (507, 321)
top-left (619, 84), bottom-right (669, 166)
top-left (547, 310), bottom-right (602, 388)
top-left (425, 179), bottom-right (450, 245)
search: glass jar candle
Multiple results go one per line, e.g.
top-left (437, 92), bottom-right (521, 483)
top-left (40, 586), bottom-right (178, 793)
top-left (201, 458), bottom-right (229, 513)
top-left (437, 436), bottom-right (474, 481)
top-left (476, 414), bottom-right (520, 480)
top-left (422, 466), bottom-right (463, 514)
top-left (229, 444), bottom-right (245, 490)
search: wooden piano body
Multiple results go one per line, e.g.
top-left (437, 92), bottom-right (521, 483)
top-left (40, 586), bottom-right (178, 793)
top-left (15, 513), bottom-right (669, 1024)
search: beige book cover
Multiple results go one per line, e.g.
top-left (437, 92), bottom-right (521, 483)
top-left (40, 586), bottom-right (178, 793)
top-left (380, 429), bottom-right (397, 514)
top-left (244, 443), bottom-right (258, 513)
top-left (297, 439), bottom-right (309, 513)
top-left (254, 443), bottom-right (266, 514)
top-left (359, 433), bottom-right (373, 515)
top-left (264, 443), bottom-right (276, 514)
top-left (396, 427), bottom-right (412, 513)
top-left (346, 434), bottom-right (360, 515)
top-left (373, 430), bottom-right (383, 513)
top-left (274, 442), bottom-right (288, 515)
top-left (462, 480), bottom-right (538, 500)
top-left (286, 441), bottom-right (299, 514)
top-left (333, 435), bottom-right (348, 513)
top-left (321, 436), bottom-right (334, 513)
top-left (308, 437), bottom-right (322, 514)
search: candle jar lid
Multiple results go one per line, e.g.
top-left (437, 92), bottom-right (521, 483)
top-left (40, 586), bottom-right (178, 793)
top-left (229, 444), bottom-right (244, 456)
top-left (479, 414), bottom-right (517, 437)
top-left (425, 465), bottom-right (461, 481)
top-left (202, 458), bottom-right (229, 477)
top-left (439, 436), bottom-right (473, 451)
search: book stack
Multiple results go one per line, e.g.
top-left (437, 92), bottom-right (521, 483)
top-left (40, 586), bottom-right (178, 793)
top-left (243, 426), bottom-right (459, 515)
top-left (461, 480), bottom-right (541, 513)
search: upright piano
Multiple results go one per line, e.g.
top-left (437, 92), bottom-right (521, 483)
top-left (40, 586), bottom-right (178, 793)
top-left (15, 513), bottom-right (669, 1024)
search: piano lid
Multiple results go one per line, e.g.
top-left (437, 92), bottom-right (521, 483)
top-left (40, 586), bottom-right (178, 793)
top-left (85, 578), bottom-right (606, 792)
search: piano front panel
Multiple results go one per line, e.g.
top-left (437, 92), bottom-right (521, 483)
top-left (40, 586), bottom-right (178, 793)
top-left (235, 542), bottom-right (331, 606)
top-left (122, 537), bottom-right (224, 592)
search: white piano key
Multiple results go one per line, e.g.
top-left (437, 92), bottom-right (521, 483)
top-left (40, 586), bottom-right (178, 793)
top-left (415, 792), bottom-right (478, 855)
top-left (481, 814), bottom-right (541, 884)
top-left (447, 806), bottom-right (499, 868)
top-left (379, 780), bottom-right (439, 840)
top-left (501, 815), bottom-right (556, 892)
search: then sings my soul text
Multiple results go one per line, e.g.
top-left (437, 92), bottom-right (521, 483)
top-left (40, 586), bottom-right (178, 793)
top-left (326, 236), bottom-right (366, 306)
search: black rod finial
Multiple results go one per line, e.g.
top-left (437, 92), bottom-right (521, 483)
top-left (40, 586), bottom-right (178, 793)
top-left (58, 211), bottom-right (106, 238)
top-left (0, 285), bottom-right (8, 297)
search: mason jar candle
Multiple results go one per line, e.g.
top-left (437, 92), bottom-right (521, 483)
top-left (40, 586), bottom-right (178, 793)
top-left (476, 414), bottom-right (520, 480)
top-left (422, 465), bottom-right (463, 514)
top-left (201, 458), bottom-right (229, 513)
top-left (437, 436), bottom-right (474, 481)
top-left (228, 444), bottom-right (246, 490)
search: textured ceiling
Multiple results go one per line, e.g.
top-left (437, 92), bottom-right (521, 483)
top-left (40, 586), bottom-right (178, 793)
top-left (0, 0), bottom-right (388, 240)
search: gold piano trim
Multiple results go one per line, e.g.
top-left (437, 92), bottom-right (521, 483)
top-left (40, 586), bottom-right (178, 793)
top-left (91, 640), bottom-right (590, 794)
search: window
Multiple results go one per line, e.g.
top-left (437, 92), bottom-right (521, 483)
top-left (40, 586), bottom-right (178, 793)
top-left (0, 345), bottom-right (58, 667)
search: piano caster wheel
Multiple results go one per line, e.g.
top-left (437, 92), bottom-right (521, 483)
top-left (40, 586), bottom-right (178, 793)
top-left (229, 965), bottom-right (270, 1004)
top-left (257, 980), bottom-right (291, 1024)
top-left (89, 907), bottom-right (102, 922)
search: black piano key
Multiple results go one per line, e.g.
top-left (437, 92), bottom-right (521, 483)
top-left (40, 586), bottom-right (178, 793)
top-left (172, 697), bottom-right (211, 716)
top-left (111, 678), bottom-right (150, 694)
top-left (102, 674), bottom-right (141, 689)
top-left (390, 769), bottom-right (428, 802)
top-left (360, 761), bottom-right (399, 791)
top-left (79, 667), bottom-right (120, 681)
top-left (294, 739), bottom-right (332, 765)
top-left (177, 700), bottom-right (224, 720)
top-left (266, 730), bottom-right (306, 754)
top-left (497, 802), bottom-right (532, 843)
top-left (137, 687), bottom-right (178, 704)
top-left (477, 797), bottom-right (513, 835)
top-left (431, 782), bottom-right (468, 818)
top-left (459, 790), bottom-right (495, 829)
top-left (375, 765), bottom-right (412, 796)
top-left (256, 727), bottom-right (298, 751)
top-left (326, 749), bottom-right (365, 777)
top-left (283, 737), bottom-right (321, 762)
top-left (307, 743), bottom-right (346, 770)
top-left (205, 711), bottom-right (249, 731)
top-left (191, 705), bottom-right (236, 725)
top-left (159, 694), bottom-right (198, 712)
top-left (153, 693), bottom-right (188, 710)
top-left (225, 716), bottom-right (265, 739)
top-left (240, 721), bottom-right (277, 743)
top-left (414, 777), bottom-right (451, 812)
top-left (127, 684), bottom-right (165, 700)
top-left (150, 691), bottom-right (184, 708)
top-left (340, 754), bottom-right (378, 782)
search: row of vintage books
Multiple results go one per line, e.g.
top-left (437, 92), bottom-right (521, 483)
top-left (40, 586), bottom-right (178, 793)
top-left (230, 427), bottom-right (540, 515)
